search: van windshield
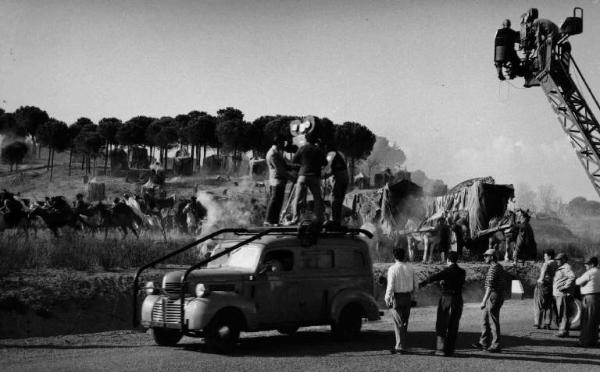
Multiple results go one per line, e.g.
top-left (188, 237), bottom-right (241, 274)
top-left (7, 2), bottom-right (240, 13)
top-left (206, 243), bottom-right (262, 270)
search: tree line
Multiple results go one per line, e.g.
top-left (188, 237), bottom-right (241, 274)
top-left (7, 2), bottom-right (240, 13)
top-left (0, 106), bottom-right (376, 180)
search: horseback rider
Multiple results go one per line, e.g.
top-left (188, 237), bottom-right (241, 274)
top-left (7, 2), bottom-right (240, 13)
top-left (183, 196), bottom-right (206, 219)
top-left (74, 193), bottom-right (90, 214)
top-left (1, 189), bottom-right (26, 227)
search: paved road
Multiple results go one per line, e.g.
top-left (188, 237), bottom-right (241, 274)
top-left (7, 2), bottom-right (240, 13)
top-left (1, 300), bottom-right (598, 372)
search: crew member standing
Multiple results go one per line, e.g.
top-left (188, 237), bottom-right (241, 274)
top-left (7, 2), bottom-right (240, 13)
top-left (473, 249), bottom-right (505, 353)
top-left (553, 252), bottom-right (576, 338)
top-left (265, 136), bottom-right (291, 226)
top-left (324, 145), bottom-right (349, 227)
top-left (291, 132), bottom-right (327, 224)
top-left (575, 256), bottom-right (600, 347)
top-left (533, 249), bottom-right (558, 329)
top-left (532, 18), bottom-right (560, 74)
top-left (385, 248), bottom-right (416, 354)
top-left (494, 19), bottom-right (521, 80)
top-left (419, 251), bottom-right (465, 357)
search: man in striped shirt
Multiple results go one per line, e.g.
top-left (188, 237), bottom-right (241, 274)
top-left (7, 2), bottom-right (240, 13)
top-left (473, 249), bottom-right (505, 353)
top-left (385, 248), bottom-right (416, 354)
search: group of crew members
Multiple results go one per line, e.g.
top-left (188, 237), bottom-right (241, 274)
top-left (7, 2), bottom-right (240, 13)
top-left (385, 247), bottom-right (600, 356)
top-left (495, 12), bottom-right (560, 81)
top-left (264, 132), bottom-right (348, 227)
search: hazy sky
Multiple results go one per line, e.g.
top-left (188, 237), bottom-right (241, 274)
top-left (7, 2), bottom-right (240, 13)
top-left (2, 0), bottom-right (600, 201)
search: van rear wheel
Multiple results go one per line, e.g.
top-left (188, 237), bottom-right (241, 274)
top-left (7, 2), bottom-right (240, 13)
top-left (331, 304), bottom-right (363, 340)
top-left (152, 328), bottom-right (182, 346)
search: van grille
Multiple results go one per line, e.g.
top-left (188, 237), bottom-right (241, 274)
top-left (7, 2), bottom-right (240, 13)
top-left (163, 282), bottom-right (182, 297)
top-left (151, 299), bottom-right (181, 324)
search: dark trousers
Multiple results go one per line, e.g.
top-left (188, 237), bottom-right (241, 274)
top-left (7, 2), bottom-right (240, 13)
top-left (480, 291), bottom-right (503, 349)
top-left (436, 294), bottom-right (463, 354)
top-left (555, 295), bottom-right (574, 335)
top-left (390, 293), bottom-right (412, 350)
top-left (292, 176), bottom-right (324, 223)
top-left (534, 283), bottom-right (557, 327)
top-left (265, 183), bottom-right (286, 224)
top-left (579, 294), bottom-right (600, 346)
top-left (331, 173), bottom-right (348, 224)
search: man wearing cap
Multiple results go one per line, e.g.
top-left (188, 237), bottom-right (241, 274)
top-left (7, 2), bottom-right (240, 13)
top-left (473, 249), bottom-right (505, 353)
top-left (553, 253), bottom-right (576, 338)
top-left (575, 256), bottom-right (600, 347)
top-left (419, 251), bottom-right (465, 356)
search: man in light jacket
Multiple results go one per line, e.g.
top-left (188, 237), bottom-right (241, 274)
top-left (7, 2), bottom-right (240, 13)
top-left (553, 253), bottom-right (576, 337)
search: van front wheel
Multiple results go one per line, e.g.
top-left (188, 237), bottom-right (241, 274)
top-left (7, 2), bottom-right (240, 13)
top-left (152, 328), bottom-right (182, 346)
top-left (331, 304), bottom-right (363, 340)
top-left (205, 314), bottom-right (241, 353)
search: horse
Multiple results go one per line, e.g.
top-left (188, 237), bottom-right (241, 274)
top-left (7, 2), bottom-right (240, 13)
top-left (90, 202), bottom-right (142, 239)
top-left (487, 210), bottom-right (518, 262)
top-left (515, 209), bottom-right (537, 262)
top-left (28, 205), bottom-right (85, 237)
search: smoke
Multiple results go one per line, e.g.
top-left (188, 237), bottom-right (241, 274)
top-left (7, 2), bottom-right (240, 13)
top-left (195, 176), bottom-right (267, 233)
top-left (0, 133), bottom-right (34, 161)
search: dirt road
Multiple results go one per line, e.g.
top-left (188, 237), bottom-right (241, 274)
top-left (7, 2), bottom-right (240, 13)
top-left (1, 300), bottom-right (597, 372)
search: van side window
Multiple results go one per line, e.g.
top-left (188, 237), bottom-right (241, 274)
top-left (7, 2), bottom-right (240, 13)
top-left (301, 250), bottom-right (334, 269)
top-left (262, 250), bottom-right (294, 271)
top-left (336, 250), bottom-right (365, 269)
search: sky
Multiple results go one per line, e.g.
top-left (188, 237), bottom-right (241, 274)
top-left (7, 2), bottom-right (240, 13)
top-left (2, 0), bottom-right (600, 201)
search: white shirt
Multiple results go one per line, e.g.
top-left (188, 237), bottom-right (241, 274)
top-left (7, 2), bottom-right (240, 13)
top-left (385, 261), bottom-right (416, 302)
top-left (576, 267), bottom-right (600, 295)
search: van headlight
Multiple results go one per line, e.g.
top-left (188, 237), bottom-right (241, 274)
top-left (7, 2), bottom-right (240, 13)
top-left (144, 281), bottom-right (157, 295)
top-left (195, 283), bottom-right (210, 298)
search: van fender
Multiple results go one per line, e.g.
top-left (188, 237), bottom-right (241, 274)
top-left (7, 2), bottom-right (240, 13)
top-left (329, 289), bottom-right (380, 322)
top-left (140, 295), bottom-right (161, 326)
top-left (185, 292), bottom-right (258, 331)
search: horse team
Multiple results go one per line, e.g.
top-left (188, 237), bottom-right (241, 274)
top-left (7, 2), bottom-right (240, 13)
top-left (0, 189), bottom-right (207, 238)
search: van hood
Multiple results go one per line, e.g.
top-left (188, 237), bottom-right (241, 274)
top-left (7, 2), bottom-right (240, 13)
top-left (162, 267), bottom-right (255, 286)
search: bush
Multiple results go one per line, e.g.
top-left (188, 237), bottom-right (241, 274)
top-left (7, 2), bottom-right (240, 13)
top-left (0, 231), bottom-right (198, 275)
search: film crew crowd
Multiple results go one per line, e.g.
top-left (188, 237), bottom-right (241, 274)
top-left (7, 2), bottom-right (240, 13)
top-left (385, 248), bottom-right (600, 356)
top-left (264, 132), bottom-right (348, 228)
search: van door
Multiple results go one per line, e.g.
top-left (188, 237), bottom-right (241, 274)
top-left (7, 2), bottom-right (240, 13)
top-left (296, 248), bottom-right (336, 324)
top-left (253, 249), bottom-right (303, 327)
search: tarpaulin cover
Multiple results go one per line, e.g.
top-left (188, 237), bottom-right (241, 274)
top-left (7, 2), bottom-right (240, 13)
top-left (425, 180), bottom-right (514, 239)
top-left (346, 179), bottom-right (423, 235)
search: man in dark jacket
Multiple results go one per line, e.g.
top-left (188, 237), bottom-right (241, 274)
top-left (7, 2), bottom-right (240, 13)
top-left (323, 144), bottom-right (349, 227)
top-left (290, 132), bottom-right (327, 224)
top-left (420, 251), bottom-right (466, 356)
top-left (494, 19), bottom-right (521, 80)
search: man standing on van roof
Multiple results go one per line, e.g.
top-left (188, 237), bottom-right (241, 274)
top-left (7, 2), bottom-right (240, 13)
top-left (419, 251), bottom-right (465, 357)
top-left (290, 131), bottom-right (327, 224)
top-left (472, 249), bottom-right (505, 353)
top-left (385, 248), bottom-right (416, 354)
top-left (265, 135), bottom-right (292, 226)
top-left (323, 143), bottom-right (349, 227)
